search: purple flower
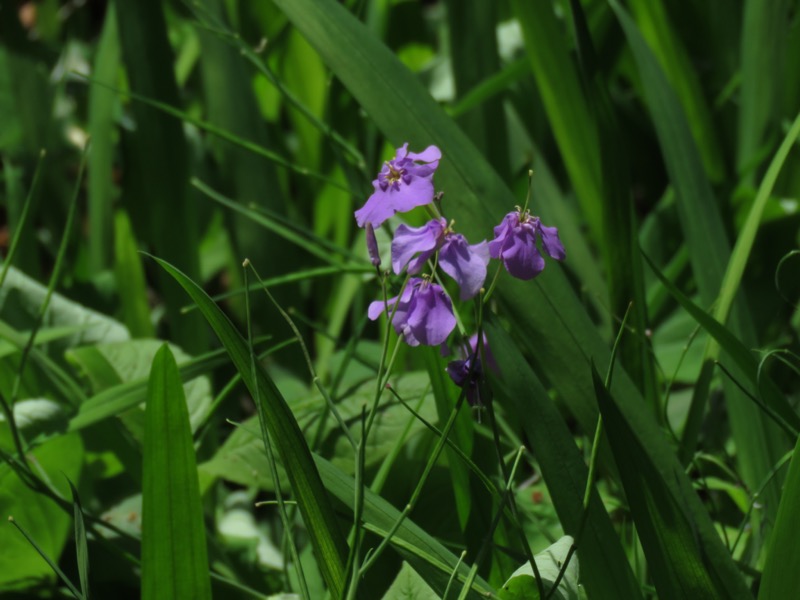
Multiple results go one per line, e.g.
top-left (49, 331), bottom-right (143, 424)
top-left (447, 355), bottom-right (484, 406)
top-left (488, 208), bottom-right (565, 280)
top-left (365, 223), bottom-right (381, 267)
top-left (368, 277), bottom-right (456, 346)
top-left (355, 143), bottom-right (442, 228)
top-left (391, 218), bottom-right (489, 300)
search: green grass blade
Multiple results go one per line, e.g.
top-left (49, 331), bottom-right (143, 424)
top-left (591, 366), bottom-right (750, 599)
top-left (626, 0), bottom-right (724, 181)
top-left (448, 58), bottom-right (528, 119)
top-left (568, 0), bottom-right (657, 403)
top-left (87, 0), bottom-right (120, 271)
top-left (67, 479), bottom-right (90, 599)
top-left (0, 149), bottom-right (45, 288)
top-left (737, 0), bottom-right (793, 179)
top-left (611, 0), bottom-right (789, 528)
top-left (150, 255), bottom-right (349, 597)
top-left (142, 344), bottom-right (211, 600)
top-left (7, 517), bottom-right (85, 600)
top-left (485, 319), bottom-right (643, 600)
top-left (643, 253), bottom-right (800, 438)
top-left (758, 440), bottom-right (800, 600)
top-left (715, 110), bottom-right (800, 328)
top-left (114, 210), bottom-right (154, 338)
top-left (510, 0), bottom-right (602, 242)
top-left (115, 0), bottom-right (204, 354)
top-left (314, 455), bottom-right (492, 599)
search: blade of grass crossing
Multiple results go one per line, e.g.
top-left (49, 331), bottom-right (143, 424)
top-left (611, 0), bottom-right (789, 531)
top-left (150, 256), bottom-right (349, 597)
top-left (758, 440), bottom-right (800, 600)
top-left (485, 319), bottom-right (643, 600)
top-left (68, 479), bottom-right (90, 599)
top-left (142, 345), bottom-right (211, 600)
top-left (591, 366), bottom-right (747, 599)
top-left (568, 0), bottom-right (657, 405)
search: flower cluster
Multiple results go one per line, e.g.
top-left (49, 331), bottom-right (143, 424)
top-left (355, 143), bottom-right (565, 403)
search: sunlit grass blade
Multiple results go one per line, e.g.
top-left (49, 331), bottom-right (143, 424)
top-left (715, 110), bottom-right (800, 328)
top-left (150, 255), bottom-right (349, 597)
top-left (758, 438), bottom-right (800, 600)
top-left (643, 253), bottom-right (800, 438)
top-left (485, 319), bottom-right (643, 600)
top-left (141, 344), bottom-right (211, 600)
top-left (87, 1), bottom-right (119, 271)
top-left (114, 210), bottom-right (154, 338)
top-left (591, 365), bottom-right (750, 599)
top-left (67, 479), bottom-right (90, 599)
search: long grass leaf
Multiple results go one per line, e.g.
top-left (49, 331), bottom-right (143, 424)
top-left (591, 366), bottom-right (749, 599)
top-left (150, 256), bottom-right (349, 597)
top-left (67, 479), bottom-right (90, 599)
top-left (141, 345), bottom-right (211, 599)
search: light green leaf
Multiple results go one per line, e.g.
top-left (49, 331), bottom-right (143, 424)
top-left (381, 562), bottom-right (438, 600)
top-left (501, 536), bottom-right (579, 600)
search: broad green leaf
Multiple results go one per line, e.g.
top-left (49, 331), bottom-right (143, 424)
top-left (0, 433), bottom-right (83, 590)
top-left (486, 320), bottom-right (642, 600)
top-left (591, 366), bottom-right (749, 599)
top-left (759, 439), bottom-right (800, 599)
top-left (151, 256), bottom-right (348, 597)
top-left (141, 344), bottom-right (211, 600)
top-left (200, 371), bottom-right (437, 491)
top-left (381, 562), bottom-right (438, 600)
top-left (67, 480), bottom-right (90, 599)
top-left (501, 536), bottom-right (580, 600)
top-left (67, 340), bottom-right (212, 433)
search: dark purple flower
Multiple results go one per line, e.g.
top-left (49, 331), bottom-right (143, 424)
top-left (355, 143), bottom-right (442, 228)
top-left (488, 208), bottom-right (565, 280)
top-left (365, 223), bottom-right (381, 267)
top-left (391, 218), bottom-right (489, 300)
top-left (447, 355), bottom-right (484, 406)
top-left (368, 277), bottom-right (456, 346)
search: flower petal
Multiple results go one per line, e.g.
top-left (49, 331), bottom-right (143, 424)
top-left (407, 145), bottom-right (442, 167)
top-left (539, 224), bottom-right (566, 260)
top-left (439, 235), bottom-right (489, 300)
top-left (355, 182), bottom-right (396, 228)
top-left (500, 226), bottom-right (545, 280)
top-left (406, 283), bottom-right (456, 346)
top-left (391, 218), bottom-right (446, 274)
top-left (488, 212), bottom-right (518, 259)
